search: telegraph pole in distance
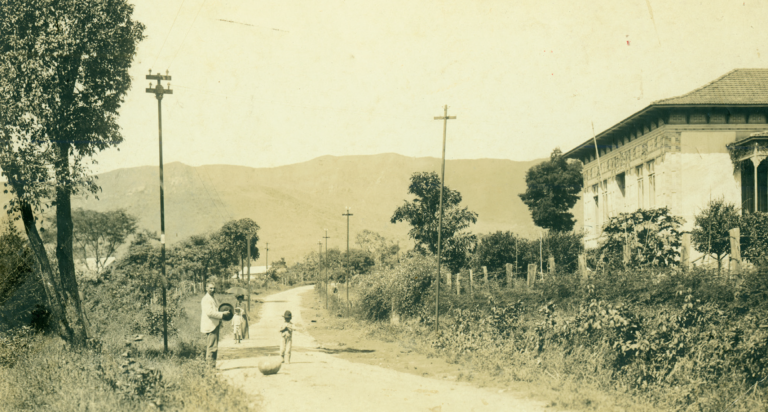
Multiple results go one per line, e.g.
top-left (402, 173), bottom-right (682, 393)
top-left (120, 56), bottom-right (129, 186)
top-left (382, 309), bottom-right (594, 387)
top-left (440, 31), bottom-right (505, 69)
top-left (247, 236), bottom-right (251, 312)
top-left (343, 207), bottom-right (353, 316)
top-left (323, 229), bottom-right (330, 309)
top-left (433, 105), bottom-right (455, 335)
top-left (318, 241), bottom-right (322, 283)
top-left (146, 69), bottom-right (173, 353)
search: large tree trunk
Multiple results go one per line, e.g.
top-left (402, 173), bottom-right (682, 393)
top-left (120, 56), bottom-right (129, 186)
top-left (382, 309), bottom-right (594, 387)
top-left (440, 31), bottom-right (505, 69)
top-left (54, 143), bottom-right (88, 344)
top-left (19, 202), bottom-right (73, 341)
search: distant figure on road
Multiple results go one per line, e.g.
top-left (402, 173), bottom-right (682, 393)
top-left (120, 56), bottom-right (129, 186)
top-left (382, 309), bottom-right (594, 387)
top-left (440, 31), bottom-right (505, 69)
top-left (233, 308), bottom-right (244, 343)
top-left (279, 310), bottom-right (293, 363)
top-left (234, 294), bottom-right (249, 340)
top-left (201, 282), bottom-right (230, 368)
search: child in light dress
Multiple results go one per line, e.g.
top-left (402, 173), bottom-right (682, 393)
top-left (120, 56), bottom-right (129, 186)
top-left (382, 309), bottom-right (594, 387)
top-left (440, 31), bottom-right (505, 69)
top-left (233, 308), bottom-right (244, 343)
top-left (279, 310), bottom-right (293, 363)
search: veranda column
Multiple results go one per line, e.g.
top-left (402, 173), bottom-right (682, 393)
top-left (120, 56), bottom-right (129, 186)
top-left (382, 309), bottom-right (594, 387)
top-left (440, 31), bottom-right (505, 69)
top-left (749, 142), bottom-right (767, 212)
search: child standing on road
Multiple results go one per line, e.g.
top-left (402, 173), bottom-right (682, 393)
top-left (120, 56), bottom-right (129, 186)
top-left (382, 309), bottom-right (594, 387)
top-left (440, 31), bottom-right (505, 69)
top-left (279, 310), bottom-right (293, 363)
top-left (232, 308), bottom-right (244, 343)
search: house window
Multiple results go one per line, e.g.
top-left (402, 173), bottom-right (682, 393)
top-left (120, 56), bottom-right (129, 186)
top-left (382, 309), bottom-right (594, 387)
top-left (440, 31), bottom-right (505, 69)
top-left (616, 172), bottom-right (626, 197)
top-left (742, 160), bottom-right (768, 213)
top-left (636, 165), bottom-right (644, 209)
top-left (647, 160), bottom-right (655, 208)
top-left (593, 184), bottom-right (600, 234)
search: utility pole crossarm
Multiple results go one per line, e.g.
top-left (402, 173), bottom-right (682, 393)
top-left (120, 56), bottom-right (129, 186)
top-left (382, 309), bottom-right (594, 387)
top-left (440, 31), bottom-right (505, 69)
top-left (146, 70), bottom-right (173, 98)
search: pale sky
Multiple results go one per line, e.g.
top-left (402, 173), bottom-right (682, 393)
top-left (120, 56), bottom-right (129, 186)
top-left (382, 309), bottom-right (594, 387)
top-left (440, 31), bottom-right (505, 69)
top-left (93, 0), bottom-right (768, 173)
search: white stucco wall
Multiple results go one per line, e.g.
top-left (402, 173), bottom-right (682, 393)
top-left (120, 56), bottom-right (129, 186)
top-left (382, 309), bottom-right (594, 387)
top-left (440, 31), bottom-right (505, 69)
top-left (678, 131), bottom-right (740, 232)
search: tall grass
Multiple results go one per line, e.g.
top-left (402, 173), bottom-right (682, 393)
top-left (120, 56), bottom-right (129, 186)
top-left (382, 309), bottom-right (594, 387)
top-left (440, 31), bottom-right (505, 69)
top-left (0, 288), bottom-right (258, 412)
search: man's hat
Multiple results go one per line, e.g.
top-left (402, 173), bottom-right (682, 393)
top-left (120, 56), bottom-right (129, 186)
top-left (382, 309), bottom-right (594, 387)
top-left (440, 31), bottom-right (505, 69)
top-left (283, 310), bottom-right (292, 318)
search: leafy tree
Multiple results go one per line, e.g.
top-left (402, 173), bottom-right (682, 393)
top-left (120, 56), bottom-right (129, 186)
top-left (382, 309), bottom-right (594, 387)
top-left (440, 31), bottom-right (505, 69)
top-left (0, 0), bottom-right (144, 344)
top-left (341, 249), bottom-right (376, 276)
top-left (219, 218), bottom-right (260, 278)
top-left (391, 171), bottom-right (477, 272)
top-left (44, 208), bottom-right (138, 273)
top-left (691, 199), bottom-right (740, 272)
top-left (600, 207), bottom-right (684, 268)
top-left (171, 233), bottom-right (229, 287)
top-left (473, 231), bottom-right (525, 276)
top-left (355, 229), bottom-right (399, 268)
top-left (519, 148), bottom-right (583, 231)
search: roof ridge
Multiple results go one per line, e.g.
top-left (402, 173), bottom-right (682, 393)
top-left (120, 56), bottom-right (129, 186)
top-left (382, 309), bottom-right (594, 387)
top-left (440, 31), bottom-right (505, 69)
top-left (652, 68), bottom-right (740, 105)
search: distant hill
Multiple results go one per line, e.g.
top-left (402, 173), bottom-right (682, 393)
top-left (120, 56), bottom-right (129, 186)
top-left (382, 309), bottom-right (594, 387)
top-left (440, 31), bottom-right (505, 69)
top-left (64, 154), bottom-right (581, 264)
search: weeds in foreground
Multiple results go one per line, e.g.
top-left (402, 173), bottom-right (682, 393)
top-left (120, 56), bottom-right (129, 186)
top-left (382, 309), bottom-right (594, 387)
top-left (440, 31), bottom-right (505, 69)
top-left (329, 264), bottom-right (768, 412)
top-left (0, 289), bottom-right (257, 412)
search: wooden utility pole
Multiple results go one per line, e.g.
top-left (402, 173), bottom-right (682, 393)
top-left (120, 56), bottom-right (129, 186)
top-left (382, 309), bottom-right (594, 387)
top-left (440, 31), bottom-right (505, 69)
top-left (433, 105), bottom-right (456, 334)
top-left (324, 229), bottom-right (330, 309)
top-left (247, 237), bottom-right (251, 312)
top-left (318, 241), bottom-right (322, 283)
top-left (146, 69), bottom-right (172, 353)
top-left (343, 207), bottom-right (353, 316)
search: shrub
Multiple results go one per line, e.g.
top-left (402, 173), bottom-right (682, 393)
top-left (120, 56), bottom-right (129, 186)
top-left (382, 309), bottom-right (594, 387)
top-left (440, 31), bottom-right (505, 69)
top-left (357, 253), bottom-right (435, 321)
top-left (600, 207), bottom-right (683, 268)
top-left (691, 198), bottom-right (740, 272)
top-left (740, 212), bottom-right (768, 264)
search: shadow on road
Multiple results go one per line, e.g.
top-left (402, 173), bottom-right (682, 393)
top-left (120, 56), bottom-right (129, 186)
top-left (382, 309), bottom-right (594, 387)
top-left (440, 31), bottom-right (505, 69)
top-left (316, 347), bottom-right (375, 355)
top-left (219, 345), bottom-right (375, 360)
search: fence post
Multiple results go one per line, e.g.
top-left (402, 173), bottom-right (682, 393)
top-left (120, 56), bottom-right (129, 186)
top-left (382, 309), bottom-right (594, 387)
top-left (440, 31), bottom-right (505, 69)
top-left (505, 263), bottom-right (513, 288)
top-left (527, 263), bottom-right (537, 288)
top-left (446, 271), bottom-right (452, 288)
top-left (456, 271), bottom-right (461, 295)
top-left (547, 256), bottom-right (555, 275)
top-left (622, 241), bottom-right (631, 265)
top-left (578, 254), bottom-right (587, 281)
top-left (469, 269), bottom-right (474, 296)
top-left (681, 233), bottom-right (691, 270)
top-left (482, 266), bottom-right (488, 283)
top-left (730, 227), bottom-right (741, 276)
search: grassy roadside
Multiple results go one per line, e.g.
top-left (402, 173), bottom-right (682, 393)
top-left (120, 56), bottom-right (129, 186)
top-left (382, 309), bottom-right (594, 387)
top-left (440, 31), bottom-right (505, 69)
top-left (302, 285), bottom-right (661, 412)
top-left (0, 290), bottom-right (260, 412)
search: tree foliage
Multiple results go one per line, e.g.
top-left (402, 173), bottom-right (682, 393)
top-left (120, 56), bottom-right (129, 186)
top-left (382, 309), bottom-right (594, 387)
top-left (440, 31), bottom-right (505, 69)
top-left (519, 148), bottom-right (583, 231)
top-left (0, 219), bottom-right (34, 304)
top-left (740, 212), bottom-right (768, 265)
top-left (0, 0), bottom-right (144, 344)
top-left (391, 171), bottom-right (477, 272)
top-left (473, 230), bottom-right (583, 280)
top-left (599, 207), bottom-right (684, 268)
top-left (44, 208), bottom-right (138, 273)
top-left (219, 218), bottom-right (260, 272)
top-left (355, 229), bottom-right (400, 268)
top-left (691, 199), bottom-right (740, 271)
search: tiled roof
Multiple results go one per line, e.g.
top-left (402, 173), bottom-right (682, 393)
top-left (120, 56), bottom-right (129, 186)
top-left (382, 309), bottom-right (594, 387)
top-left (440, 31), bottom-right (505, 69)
top-left (653, 69), bottom-right (768, 105)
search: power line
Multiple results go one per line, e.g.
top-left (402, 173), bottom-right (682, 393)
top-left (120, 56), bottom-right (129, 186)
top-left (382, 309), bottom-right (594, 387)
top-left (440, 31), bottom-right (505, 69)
top-left (150, 0), bottom-right (188, 70)
top-left (167, 0), bottom-right (208, 70)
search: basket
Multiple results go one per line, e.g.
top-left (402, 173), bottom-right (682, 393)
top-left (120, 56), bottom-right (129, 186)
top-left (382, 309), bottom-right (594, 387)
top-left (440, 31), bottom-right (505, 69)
top-left (257, 356), bottom-right (283, 375)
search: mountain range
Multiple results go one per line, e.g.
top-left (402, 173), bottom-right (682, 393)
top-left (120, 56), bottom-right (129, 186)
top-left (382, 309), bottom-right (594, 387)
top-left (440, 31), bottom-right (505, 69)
top-left (54, 153), bottom-right (581, 264)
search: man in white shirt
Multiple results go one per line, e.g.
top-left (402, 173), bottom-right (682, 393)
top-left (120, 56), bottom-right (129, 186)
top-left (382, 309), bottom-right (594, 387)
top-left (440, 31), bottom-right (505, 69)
top-left (201, 282), bottom-right (230, 368)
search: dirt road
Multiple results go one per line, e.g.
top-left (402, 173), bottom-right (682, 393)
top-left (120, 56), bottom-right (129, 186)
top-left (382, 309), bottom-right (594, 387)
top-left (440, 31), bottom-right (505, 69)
top-left (217, 285), bottom-right (552, 412)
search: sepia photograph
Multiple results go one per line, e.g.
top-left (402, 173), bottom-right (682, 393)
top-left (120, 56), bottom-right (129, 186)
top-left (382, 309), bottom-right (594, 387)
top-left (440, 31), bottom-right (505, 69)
top-left (4, 0), bottom-right (768, 411)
